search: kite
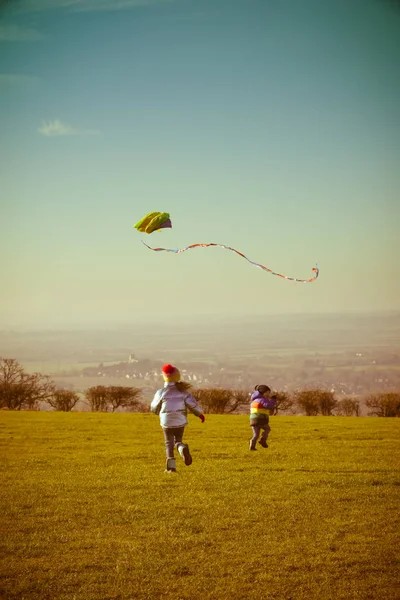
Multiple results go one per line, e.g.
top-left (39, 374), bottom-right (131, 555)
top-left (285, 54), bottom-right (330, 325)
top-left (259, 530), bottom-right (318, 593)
top-left (134, 211), bottom-right (172, 234)
top-left (133, 211), bottom-right (319, 283)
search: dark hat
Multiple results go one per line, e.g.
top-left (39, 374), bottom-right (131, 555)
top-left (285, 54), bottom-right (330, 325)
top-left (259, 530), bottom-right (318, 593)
top-left (255, 384), bottom-right (271, 394)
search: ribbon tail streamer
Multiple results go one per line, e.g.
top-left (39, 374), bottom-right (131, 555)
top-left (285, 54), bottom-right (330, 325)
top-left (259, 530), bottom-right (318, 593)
top-left (141, 241), bottom-right (319, 283)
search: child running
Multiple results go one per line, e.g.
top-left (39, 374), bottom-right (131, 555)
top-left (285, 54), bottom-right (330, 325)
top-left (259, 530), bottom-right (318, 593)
top-left (249, 384), bottom-right (276, 451)
top-left (151, 364), bottom-right (205, 473)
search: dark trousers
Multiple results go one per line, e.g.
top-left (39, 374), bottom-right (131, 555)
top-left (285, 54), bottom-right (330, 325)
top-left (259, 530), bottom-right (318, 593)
top-left (163, 426), bottom-right (185, 459)
top-left (250, 416), bottom-right (270, 446)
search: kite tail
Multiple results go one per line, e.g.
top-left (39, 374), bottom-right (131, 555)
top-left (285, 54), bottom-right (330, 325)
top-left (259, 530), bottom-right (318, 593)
top-left (141, 241), bottom-right (319, 283)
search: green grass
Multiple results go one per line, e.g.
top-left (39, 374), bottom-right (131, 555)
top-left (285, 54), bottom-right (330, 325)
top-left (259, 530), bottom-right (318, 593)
top-left (0, 413), bottom-right (399, 600)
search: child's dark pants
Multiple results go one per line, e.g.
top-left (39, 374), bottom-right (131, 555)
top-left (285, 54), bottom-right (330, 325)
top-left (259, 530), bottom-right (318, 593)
top-left (250, 417), bottom-right (270, 448)
top-left (163, 426), bottom-right (185, 459)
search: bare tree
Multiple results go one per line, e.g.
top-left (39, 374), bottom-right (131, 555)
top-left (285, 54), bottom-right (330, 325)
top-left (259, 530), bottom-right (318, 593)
top-left (228, 390), bottom-right (249, 413)
top-left (294, 389), bottom-right (337, 416)
top-left (295, 389), bottom-right (319, 416)
top-left (85, 386), bottom-right (109, 412)
top-left (0, 358), bottom-right (55, 410)
top-left (272, 391), bottom-right (294, 415)
top-left (335, 397), bottom-right (360, 416)
top-left (46, 389), bottom-right (80, 412)
top-left (125, 399), bottom-right (149, 413)
top-left (108, 386), bottom-right (143, 412)
top-left (191, 388), bottom-right (248, 414)
top-left (365, 393), bottom-right (400, 417)
top-left (84, 385), bottom-right (144, 412)
top-left (318, 391), bottom-right (337, 416)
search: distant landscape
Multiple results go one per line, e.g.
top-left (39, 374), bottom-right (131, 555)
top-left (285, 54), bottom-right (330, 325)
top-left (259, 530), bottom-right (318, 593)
top-left (1, 312), bottom-right (399, 410)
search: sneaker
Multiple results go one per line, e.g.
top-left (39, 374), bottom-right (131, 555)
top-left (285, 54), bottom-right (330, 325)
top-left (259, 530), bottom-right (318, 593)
top-left (182, 445), bottom-right (193, 466)
top-left (258, 439), bottom-right (268, 448)
top-left (249, 442), bottom-right (257, 451)
top-left (165, 458), bottom-right (177, 471)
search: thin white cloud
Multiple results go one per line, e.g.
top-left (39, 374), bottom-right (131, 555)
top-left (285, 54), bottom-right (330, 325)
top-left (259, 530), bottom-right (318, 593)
top-left (13, 0), bottom-right (174, 13)
top-left (74, 0), bottom-right (174, 11)
top-left (0, 73), bottom-right (41, 87)
top-left (0, 23), bottom-right (43, 41)
top-left (38, 119), bottom-right (100, 137)
top-left (165, 8), bottom-right (221, 23)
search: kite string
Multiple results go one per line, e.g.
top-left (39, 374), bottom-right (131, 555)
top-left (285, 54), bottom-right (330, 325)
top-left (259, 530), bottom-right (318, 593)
top-left (141, 241), bottom-right (319, 283)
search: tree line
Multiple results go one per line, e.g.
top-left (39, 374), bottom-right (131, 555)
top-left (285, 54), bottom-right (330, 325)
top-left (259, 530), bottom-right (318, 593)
top-left (1, 358), bottom-right (399, 417)
top-left (0, 359), bottom-right (146, 413)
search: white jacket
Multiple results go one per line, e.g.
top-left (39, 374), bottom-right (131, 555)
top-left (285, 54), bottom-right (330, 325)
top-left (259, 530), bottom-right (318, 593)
top-left (150, 383), bottom-right (203, 428)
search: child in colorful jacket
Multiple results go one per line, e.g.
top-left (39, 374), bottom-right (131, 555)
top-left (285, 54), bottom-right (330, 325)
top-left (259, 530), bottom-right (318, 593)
top-left (249, 384), bottom-right (276, 450)
top-left (151, 364), bottom-right (205, 472)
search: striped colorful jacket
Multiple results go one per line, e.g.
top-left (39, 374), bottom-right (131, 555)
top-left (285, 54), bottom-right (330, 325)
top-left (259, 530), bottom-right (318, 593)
top-left (250, 391), bottom-right (276, 422)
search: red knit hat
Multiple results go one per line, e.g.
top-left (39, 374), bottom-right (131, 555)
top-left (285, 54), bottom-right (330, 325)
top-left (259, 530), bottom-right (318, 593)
top-left (162, 364), bottom-right (181, 382)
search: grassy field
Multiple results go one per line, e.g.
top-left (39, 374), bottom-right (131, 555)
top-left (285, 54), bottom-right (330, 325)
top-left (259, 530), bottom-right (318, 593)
top-left (0, 414), bottom-right (399, 600)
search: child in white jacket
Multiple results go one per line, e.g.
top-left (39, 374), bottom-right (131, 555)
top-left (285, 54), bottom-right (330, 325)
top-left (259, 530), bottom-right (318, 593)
top-left (151, 364), bottom-right (205, 472)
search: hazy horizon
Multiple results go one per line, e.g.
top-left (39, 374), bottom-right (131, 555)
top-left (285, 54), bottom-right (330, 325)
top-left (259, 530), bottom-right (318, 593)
top-left (2, 0), bottom-right (399, 329)
top-left (1, 311), bottom-right (399, 400)
top-left (1, 309), bottom-right (399, 333)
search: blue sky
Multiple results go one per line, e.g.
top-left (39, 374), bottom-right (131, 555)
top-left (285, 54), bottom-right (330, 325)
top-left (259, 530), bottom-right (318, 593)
top-left (1, 0), bottom-right (399, 328)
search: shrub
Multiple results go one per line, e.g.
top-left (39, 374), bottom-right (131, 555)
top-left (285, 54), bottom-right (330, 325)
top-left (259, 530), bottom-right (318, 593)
top-left (191, 388), bottom-right (249, 414)
top-left (84, 385), bottom-right (143, 412)
top-left (365, 393), bottom-right (400, 417)
top-left (0, 358), bottom-right (55, 410)
top-left (272, 391), bottom-right (294, 415)
top-left (85, 386), bottom-right (110, 412)
top-left (335, 397), bottom-right (360, 416)
top-left (46, 389), bottom-right (80, 412)
top-left (107, 386), bottom-right (143, 412)
top-left (295, 389), bottom-right (337, 416)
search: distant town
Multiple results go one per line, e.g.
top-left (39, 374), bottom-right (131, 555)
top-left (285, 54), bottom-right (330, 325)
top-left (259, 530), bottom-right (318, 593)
top-left (2, 312), bottom-right (399, 405)
top-left (55, 348), bottom-right (400, 402)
